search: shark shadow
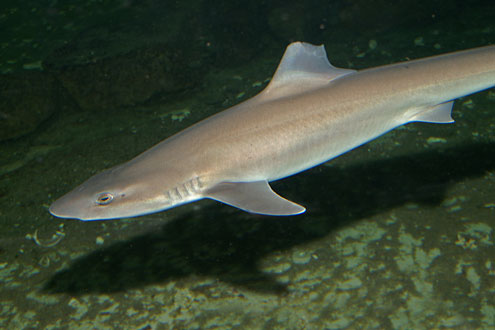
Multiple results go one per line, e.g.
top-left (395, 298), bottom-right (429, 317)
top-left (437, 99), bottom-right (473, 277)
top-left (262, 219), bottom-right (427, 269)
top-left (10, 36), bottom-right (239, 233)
top-left (43, 142), bottom-right (495, 295)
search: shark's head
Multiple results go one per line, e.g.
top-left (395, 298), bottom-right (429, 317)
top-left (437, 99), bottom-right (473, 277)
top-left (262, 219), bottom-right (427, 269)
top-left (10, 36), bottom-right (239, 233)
top-left (49, 164), bottom-right (180, 221)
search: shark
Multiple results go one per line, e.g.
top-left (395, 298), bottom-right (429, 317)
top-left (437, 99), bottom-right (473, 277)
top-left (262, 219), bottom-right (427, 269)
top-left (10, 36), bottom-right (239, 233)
top-left (49, 42), bottom-right (495, 220)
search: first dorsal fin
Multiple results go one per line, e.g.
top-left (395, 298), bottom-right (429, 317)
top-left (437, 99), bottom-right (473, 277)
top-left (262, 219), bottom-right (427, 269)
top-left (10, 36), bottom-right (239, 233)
top-left (259, 42), bottom-right (356, 101)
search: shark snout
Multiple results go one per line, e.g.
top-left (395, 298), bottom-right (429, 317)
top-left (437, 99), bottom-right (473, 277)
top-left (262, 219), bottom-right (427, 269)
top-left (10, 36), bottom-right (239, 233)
top-left (49, 192), bottom-right (89, 220)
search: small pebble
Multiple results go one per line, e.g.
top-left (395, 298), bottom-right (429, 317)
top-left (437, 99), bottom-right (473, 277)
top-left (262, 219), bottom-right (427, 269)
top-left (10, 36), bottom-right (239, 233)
top-left (462, 99), bottom-right (475, 109)
top-left (427, 137), bottom-right (447, 144)
top-left (368, 39), bottom-right (377, 50)
top-left (39, 256), bottom-right (50, 268)
top-left (414, 36), bottom-right (425, 46)
top-left (292, 250), bottom-right (312, 265)
top-left (448, 205), bottom-right (462, 213)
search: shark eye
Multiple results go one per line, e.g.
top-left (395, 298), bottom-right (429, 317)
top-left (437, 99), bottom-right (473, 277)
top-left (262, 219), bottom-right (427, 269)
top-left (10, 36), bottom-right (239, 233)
top-left (96, 192), bottom-right (114, 205)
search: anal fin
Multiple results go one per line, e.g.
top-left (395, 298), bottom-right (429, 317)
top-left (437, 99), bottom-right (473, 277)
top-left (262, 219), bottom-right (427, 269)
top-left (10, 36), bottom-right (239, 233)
top-left (205, 181), bottom-right (306, 216)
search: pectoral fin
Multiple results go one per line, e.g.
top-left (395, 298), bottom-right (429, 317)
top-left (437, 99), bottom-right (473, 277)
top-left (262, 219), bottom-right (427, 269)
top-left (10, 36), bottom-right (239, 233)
top-left (205, 181), bottom-right (306, 216)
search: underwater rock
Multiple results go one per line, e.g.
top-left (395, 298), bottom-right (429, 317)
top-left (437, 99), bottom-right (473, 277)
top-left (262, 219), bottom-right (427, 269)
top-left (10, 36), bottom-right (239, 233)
top-left (44, 44), bottom-right (199, 111)
top-left (0, 71), bottom-right (68, 141)
top-left (338, 0), bottom-right (459, 32)
top-left (268, 4), bottom-right (307, 42)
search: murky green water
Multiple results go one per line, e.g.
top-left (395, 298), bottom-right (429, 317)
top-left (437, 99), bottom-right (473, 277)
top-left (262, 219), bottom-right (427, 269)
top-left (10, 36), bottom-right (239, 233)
top-left (1, 1), bottom-right (494, 329)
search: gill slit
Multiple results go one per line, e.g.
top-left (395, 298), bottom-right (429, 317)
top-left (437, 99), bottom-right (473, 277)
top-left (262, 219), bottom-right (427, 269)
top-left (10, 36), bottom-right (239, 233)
top-left (165, 176), bottom-right (203, 202)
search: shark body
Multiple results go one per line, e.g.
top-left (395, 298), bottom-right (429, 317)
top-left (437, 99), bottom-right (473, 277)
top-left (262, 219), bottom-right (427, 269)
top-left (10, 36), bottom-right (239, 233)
top-left (50, 42), bottom-right (495, 220)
